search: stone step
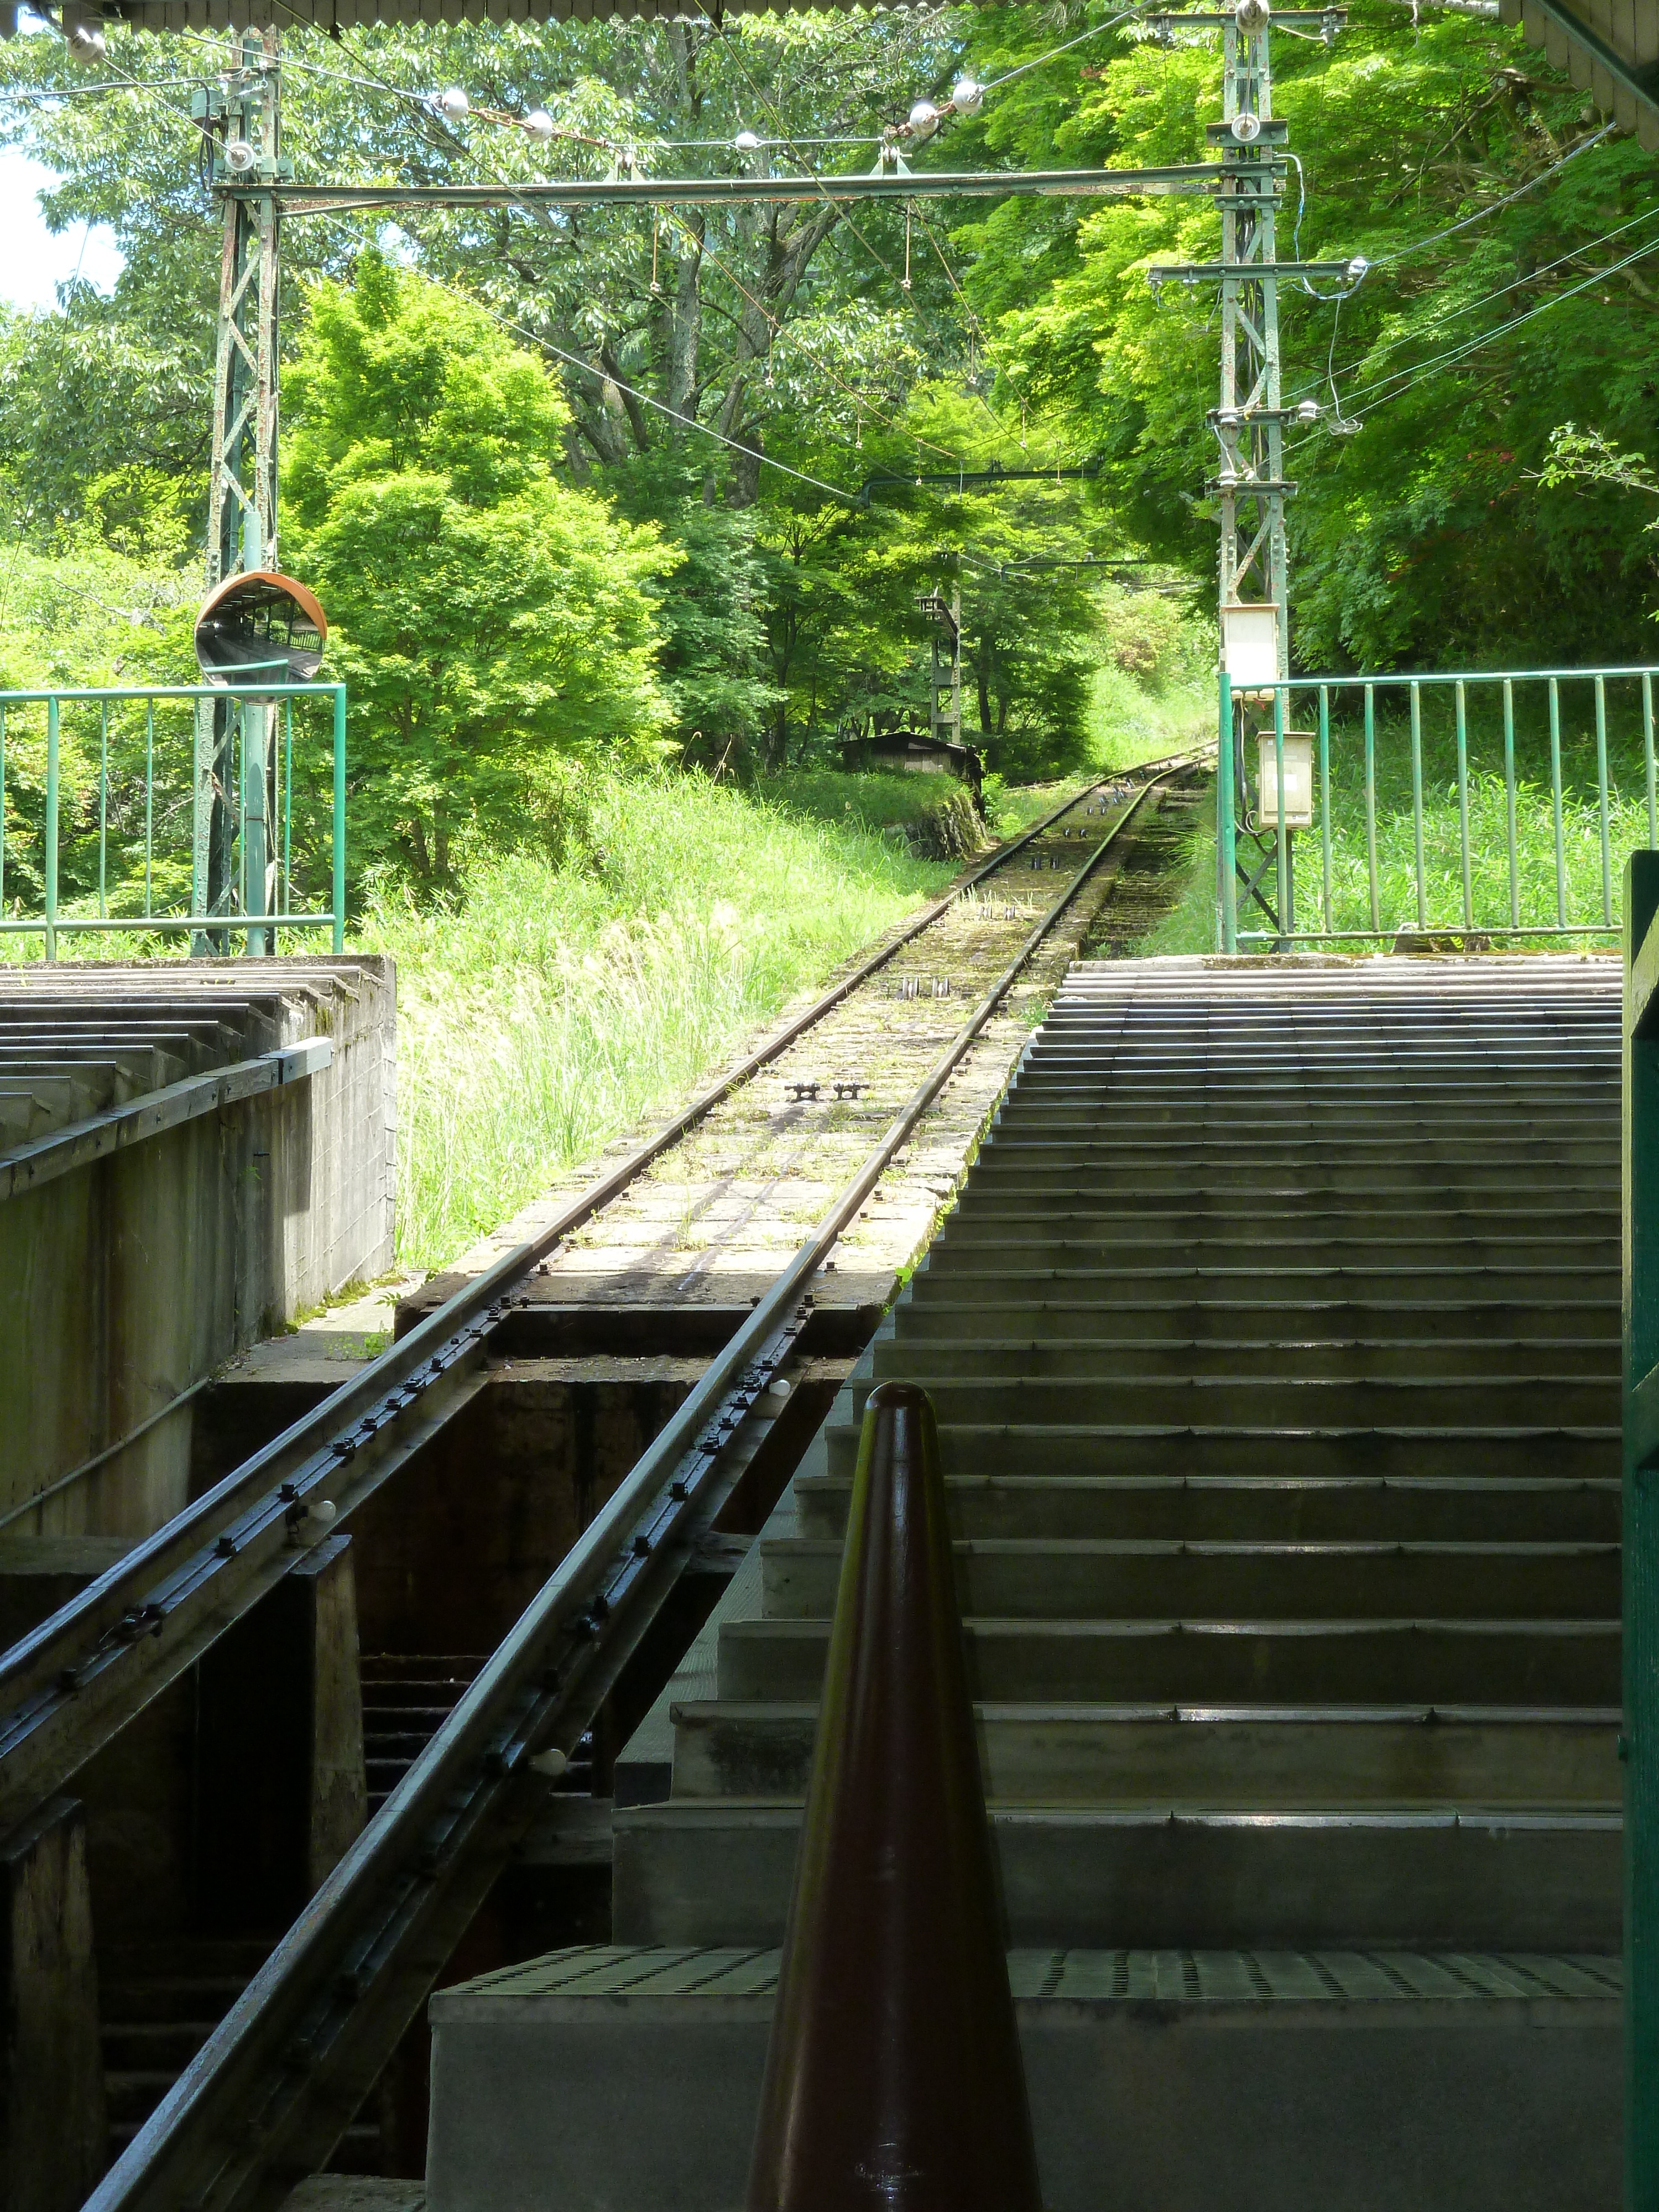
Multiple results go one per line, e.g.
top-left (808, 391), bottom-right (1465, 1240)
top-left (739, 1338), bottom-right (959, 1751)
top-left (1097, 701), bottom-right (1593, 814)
top-left (894, 1297), bottom-right (1620, 1342)
top-left (822, 1420), bottom-right (1618, 1481)
top-left (669, 1699), bottom-right (1619, 1809)
top-left (793, 1473), bottom-right (1621, 1544)
top-left (962, 1161), bottom-right (1619, 1194)
top-left (101, 2018), bottom-right (217, 2071)
top-left (942, 1194), bottom-right (1621, 1235)
top-left (610, 1809), bottom-right (1620, 1951)
top-left (425, 1943), bottom-right (1622, 2212)
top-left (717, 1615), bottom-right (1620, 1705)
top-left (898, 1265), bottom-right (1618, 1305)
top-left (980, 1135), bottom-right (1621, 1171)
top-left (1009, 1062), bottom-right (1620, 1091)
top-left (756, 1536), bottom-right (1620, 1623)
top-left (869, 1336), bottom-right (1619, 1381)
top-left (1016, 1056), bottom-right (1621, 1086)
top-left (1029, 1065), bottom-right (1621, 1084)
top-left (993, 1102), bottom-right (1618, 1131)
top-left (840, 1371), bottom-right (1616, 1427)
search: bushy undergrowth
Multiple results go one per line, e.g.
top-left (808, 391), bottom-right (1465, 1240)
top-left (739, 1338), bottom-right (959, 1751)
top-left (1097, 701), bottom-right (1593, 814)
top-left (362, 770), bottom-right (956, 1270)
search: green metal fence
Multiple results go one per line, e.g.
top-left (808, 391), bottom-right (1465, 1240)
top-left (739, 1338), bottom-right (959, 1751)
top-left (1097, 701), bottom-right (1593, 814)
top-left (1623, 851), bottom-right (1659, 2210)
top-left (0, 679), bottom-right (346, 960)
top-left (1218, 665), bottom-right (1659, 953)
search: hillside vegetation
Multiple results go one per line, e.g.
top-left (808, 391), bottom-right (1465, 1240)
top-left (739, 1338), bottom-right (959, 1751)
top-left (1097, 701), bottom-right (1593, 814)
top-left (1, 0), bottom-right (1654, 1252)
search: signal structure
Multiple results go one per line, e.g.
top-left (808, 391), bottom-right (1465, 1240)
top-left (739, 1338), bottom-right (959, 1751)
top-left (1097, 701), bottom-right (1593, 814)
top-left (1147, 2), bottom-right (1352, 936)
top-left (176, 6), bottom-right (1350, 938)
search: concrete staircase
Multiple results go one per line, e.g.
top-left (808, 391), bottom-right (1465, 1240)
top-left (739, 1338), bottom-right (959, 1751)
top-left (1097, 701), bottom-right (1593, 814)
top-left (427, 958), bottom-right (1626, 2212)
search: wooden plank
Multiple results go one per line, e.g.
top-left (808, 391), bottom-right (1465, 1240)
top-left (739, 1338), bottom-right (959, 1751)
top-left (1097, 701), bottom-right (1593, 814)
top-left (0, 1796), bottom-right (105, 2212)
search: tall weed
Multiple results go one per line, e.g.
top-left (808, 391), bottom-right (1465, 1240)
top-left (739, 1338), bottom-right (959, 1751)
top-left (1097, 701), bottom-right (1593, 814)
top-left (362, 772), bottom-right (955, 1270)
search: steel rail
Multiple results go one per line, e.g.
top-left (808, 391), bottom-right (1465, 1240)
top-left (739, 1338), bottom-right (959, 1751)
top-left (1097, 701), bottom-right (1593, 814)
top-left (0, 753), bottom-right (1201, 1833)
top-left (81, 761), bottom-right (1197, 2212)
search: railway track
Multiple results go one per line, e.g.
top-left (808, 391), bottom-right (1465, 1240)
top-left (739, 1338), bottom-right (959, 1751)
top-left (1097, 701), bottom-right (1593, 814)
top-left (2, 745), bottom-right (1207, 2212)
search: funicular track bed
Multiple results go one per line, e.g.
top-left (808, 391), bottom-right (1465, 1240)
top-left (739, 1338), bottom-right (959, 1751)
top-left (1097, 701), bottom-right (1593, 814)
top-left (0, 749), bottom-right (1206, 2212)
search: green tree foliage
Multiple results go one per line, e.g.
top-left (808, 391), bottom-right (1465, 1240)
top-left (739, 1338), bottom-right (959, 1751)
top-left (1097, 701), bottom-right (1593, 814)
top-left (949, 0), bottom-right (1659, 670)
top-left (284, 251), bottom-right (676, 885)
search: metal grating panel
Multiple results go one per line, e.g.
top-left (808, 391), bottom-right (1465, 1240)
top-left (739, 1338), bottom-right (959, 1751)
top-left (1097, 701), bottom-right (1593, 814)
top-left (440, 1943), bottom-right (1625, 2006)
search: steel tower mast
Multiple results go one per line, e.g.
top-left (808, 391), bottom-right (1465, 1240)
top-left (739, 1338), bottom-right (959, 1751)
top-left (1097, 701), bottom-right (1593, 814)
top-left (192, 32), bottom-right (284, 951)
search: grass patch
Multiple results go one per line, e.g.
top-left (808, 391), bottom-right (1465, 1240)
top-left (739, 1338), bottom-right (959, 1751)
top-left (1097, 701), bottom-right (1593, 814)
top-left (357, 769), bottom-right (958, 1271)
top-left (771, 769), bottom-right (967, 834)
top-left (1139, 783), bottom-right (1220, 957)
top-left (1086, 663), bottom-right (1214, 774)
top-left (1251, 698), bottom-right (1648, 945)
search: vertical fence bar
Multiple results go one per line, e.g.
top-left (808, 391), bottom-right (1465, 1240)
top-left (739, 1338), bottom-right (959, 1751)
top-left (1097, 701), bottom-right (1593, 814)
top-left (1364, 684), bottom-right (1379, 934)
top-left (1598, 674), bottom-right (1614, 928)
top-left (1218, 669), bottom-right (1238, 953)
top-left (1455, 680), bottom-right (1472, 932)
top-left (97, 701), bottom-right (108, 921)
top-left (1550, 677), bottom-right (1567, 926)
top-left (236, 706), bottom-right (246, 938)
top-left (1503, 677), bottom-right (1519, 932)
top-left (281, 698), bottom-right (293, 936)
top-left (1410, 682), bottom-right (1426, 930)
top-left (1318, 685), bottom-right (1332, 933)
top-left (332, 686), bottom-right (346, 957)
top-left (1273, 685), bottom-right (1289, 943)
top-left (144, 701), bottom-right (154, 920)
top-left (1646, 672), bottom-right (1657, 851)
top-left (1622, 850), bottom-right (1659, 2212)
top-left (0, 702), bottom-right (7, 909)
top-left (44, 695), bottom-right (59, 963)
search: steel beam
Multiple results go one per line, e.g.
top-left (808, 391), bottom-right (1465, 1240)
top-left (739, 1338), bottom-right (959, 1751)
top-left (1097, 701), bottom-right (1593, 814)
top-left (228, 165), bottom-right (1229, 215)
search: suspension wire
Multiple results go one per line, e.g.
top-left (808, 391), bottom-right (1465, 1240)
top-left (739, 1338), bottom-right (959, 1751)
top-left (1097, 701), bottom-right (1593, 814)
top-left (0, 76), bottom-right (203, 97)
top-left (1287, 199), bottom-right (1659, 406)
top-left (701, 15), bottom-right (1029, 464)
top-left (1284, 225), bottom-right (1659, 456)
top-left (975, 8), bottom-right (1142, 93)
top-left (653, 200), bottom-right (958, 460)
top-left (1365, 119), bottom-right (1616, 266)
top-left (1347, 227), bottom-right (1659, 409)
top-left (321, 208), bottom-right (865, 505)
top-left (20, 12), bottom-right (963, 475)
top-left (706, 17), bottom-right (907, 286)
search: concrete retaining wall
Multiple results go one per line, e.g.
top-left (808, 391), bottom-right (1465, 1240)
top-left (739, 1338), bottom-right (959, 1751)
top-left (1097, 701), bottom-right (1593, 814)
top-left (0, 959), bottom-right (396, 1536)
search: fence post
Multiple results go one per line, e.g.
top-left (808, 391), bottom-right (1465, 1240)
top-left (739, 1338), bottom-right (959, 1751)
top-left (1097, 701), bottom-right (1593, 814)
top-left (1218, 669), bottom-right (1237, 954)
top-left (331, 687), bottom-right (346, 957)
top-left (1623, 848), bottom-right (1659, 2212)
top-left (43, 696), bottom-right (58, 965)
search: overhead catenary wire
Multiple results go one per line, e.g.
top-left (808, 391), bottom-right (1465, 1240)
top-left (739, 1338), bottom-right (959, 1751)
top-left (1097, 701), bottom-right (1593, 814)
top-left (321, 208), bottom-right (864, 506)
top-left (196, 6), bottom-right (975, 471)
top-left (1364, 118), bottom-right (1616, 266)
top-left (974, 8), bottom-right (1142, 93)
top-left (1288, 198), bottom-right (1659, 408)
top-left (701, 17), bottom-right (1023, 456)
top-left (1347, 226), bottom-right (1659, 409)
top-left (1284, 224), bottom-right (1659, 451)
top-left (27, 15), bottom-right (975, 480)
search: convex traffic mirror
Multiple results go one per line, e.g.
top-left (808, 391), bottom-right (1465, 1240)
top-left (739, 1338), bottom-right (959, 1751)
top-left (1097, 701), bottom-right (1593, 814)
top-left (195, 570), bottom-right (328, 689)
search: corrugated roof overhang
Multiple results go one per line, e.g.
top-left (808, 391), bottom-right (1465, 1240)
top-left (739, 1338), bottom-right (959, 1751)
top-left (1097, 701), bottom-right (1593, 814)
top-left (18, 0), bottom-right (940, 28)
top-left (1499, 0), bottom-right (1659, 150)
